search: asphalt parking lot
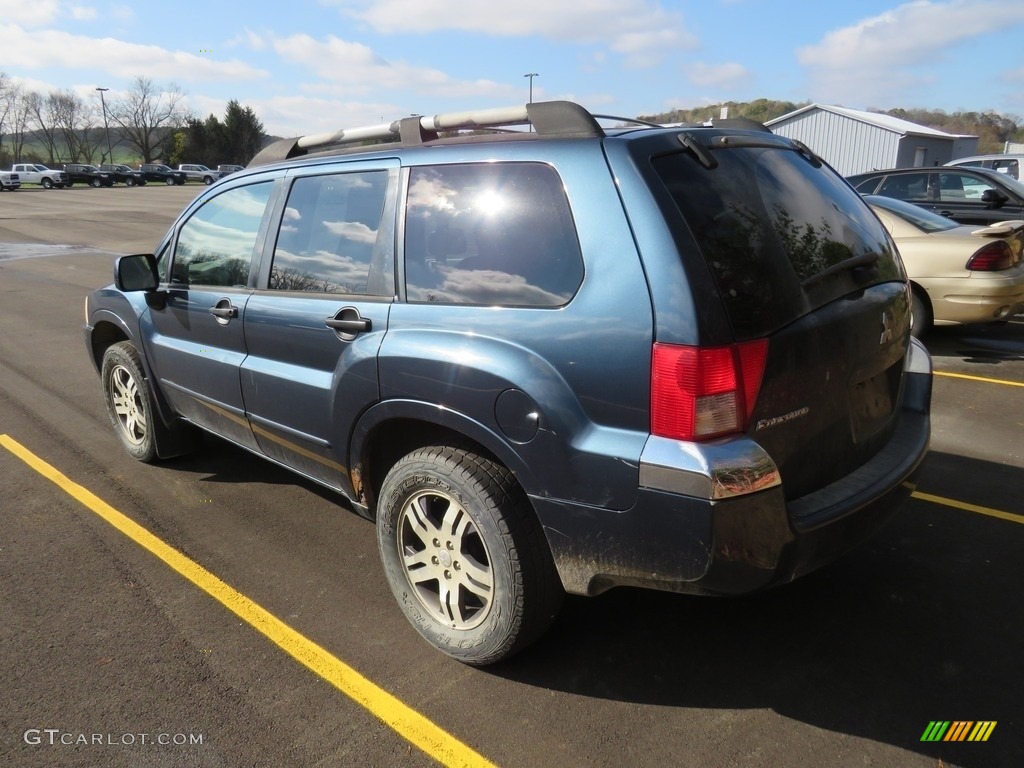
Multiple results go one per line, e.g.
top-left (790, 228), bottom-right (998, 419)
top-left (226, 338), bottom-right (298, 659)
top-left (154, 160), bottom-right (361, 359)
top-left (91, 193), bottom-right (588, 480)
top-left (0, 185), bottom-right (1021, 767)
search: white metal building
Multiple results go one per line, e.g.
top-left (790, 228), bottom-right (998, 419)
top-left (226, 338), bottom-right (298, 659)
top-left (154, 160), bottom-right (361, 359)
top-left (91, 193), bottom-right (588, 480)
top-left (765, 104), bottom-right (978, 176)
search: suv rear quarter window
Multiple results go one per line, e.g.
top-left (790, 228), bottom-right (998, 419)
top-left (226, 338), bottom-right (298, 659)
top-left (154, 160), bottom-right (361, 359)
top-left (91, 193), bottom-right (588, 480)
top-left (404, 163), bottom-right (584, 307)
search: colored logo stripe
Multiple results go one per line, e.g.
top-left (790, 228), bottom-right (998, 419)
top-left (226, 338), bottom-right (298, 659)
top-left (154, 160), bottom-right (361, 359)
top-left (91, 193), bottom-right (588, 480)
top-left (921, 721), bottom-right (996, 742)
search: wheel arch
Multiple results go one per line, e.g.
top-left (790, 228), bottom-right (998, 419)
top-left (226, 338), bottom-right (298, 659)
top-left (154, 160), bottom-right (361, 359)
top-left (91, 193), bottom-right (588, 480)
top-left (350, 401), bottom-right (540, 521)
top-left (87, 316), bottom-right (132, 372)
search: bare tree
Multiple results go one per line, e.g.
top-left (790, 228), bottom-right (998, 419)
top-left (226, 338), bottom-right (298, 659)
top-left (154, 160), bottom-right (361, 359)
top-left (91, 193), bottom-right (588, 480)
top-left (0, 73), bottom-right (16, 164)
top-left (7, 88), bottom-right (33, 162)
top-left (49, 89), bottom-right (97, 162)
top-left (108, 76), bottom-right (188, 163)
top-left (25, 91), bottom-right (61, 165)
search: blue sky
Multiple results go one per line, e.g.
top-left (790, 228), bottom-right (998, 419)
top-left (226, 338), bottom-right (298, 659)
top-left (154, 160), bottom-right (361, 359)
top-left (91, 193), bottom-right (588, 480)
top-left (2, 0), bottom-right (1023, 138)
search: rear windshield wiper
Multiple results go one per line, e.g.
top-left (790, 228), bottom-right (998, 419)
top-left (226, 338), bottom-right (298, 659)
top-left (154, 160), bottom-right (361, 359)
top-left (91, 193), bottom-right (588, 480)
top-left (677, 133), bottom-right (823, 170)
top-left (710, 135), bottom-right (823, 168)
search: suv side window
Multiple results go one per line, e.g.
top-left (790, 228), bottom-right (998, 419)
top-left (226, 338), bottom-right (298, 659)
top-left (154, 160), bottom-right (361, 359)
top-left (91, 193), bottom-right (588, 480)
top-left (170, 181), bottom-right (274, 287)
top-left (269, 171), bottom-right (391, 295)
top-left (404, 163), bottom-right (583, 307)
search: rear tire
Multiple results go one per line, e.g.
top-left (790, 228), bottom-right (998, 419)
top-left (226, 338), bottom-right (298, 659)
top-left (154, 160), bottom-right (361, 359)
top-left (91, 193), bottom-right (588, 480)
top-left (910, 288), bottom-right (932, 338)
top-left (377, 446), bottom-right (563, 665)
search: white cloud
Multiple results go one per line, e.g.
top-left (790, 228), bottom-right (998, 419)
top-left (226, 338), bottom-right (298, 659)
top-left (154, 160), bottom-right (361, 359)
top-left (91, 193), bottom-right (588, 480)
top-left (686, 62), bottom-right (752, 90)
top-left (797, 0), bottom-right (1024, 105)
top-left (110, 4), bottom-right (135, 23)
top-left (0, 0), bottom-right (60, 25)
top-left (70, 5), bottom-right (97, 21)
top-left (0, 24), bottom-right (269, 82)
top-left (324, 0), bottom-right (694, 67)
top-left (272, 33), bottom-right (519, 100)
top-left (228, 28), bottom-right (267, 51)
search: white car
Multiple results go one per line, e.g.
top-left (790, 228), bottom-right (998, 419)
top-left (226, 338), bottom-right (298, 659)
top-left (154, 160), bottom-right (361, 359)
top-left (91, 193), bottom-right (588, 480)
top-left (866, 194), bottom-right (1024, 335)
top-left (945, 154), bottom-right (1024, 181)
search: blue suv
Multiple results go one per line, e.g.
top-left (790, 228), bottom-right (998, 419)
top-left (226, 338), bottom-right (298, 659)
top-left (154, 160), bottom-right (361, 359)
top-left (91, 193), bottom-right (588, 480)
top-left (84, 101), bottom-right (932, 664)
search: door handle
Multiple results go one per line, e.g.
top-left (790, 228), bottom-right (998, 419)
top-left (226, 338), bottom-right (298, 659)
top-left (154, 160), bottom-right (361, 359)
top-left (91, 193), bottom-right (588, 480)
top-left (325, 307), bottom-right (371, 338)
top-left (209, 305), bottom-right (238, 319)
top-left (209, 299), bottom-right (238, 324)
top-left (325, 317), bottom-right (370, 332)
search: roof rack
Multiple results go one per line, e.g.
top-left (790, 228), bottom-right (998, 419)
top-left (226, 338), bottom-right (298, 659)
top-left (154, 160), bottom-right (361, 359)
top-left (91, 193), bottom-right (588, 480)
top-left (250, 100), bottom-right (606, 167)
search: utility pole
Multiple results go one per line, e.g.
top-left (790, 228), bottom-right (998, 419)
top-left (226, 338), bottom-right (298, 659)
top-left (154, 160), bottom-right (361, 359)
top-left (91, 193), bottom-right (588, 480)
top-left (96, 87), bottom-right (113, 165)
top-left (523, 73), bottom-right (538, 132)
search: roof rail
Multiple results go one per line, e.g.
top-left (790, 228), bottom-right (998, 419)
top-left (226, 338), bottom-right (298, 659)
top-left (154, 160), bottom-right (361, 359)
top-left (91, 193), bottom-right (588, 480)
top-left (249, 100), bottom-right (605, 167)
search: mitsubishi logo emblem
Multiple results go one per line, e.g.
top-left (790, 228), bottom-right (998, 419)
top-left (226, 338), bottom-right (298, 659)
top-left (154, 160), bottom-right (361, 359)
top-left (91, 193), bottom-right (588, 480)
top-left (879, 311), bottom-right (894, 345)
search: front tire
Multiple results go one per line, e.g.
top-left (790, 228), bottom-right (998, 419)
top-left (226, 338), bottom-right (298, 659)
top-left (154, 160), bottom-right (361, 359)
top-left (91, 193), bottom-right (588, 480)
top-left (90, 177), bottom-right (101, 188)
top-left (42, 178), bottom-right (54, 189)
top-left (377, 446), bottom-right (563, 665)
top-left (100, 341), bottom-right (200, 462)
top-left (165, 176), bottom-right (175, 185)
top-left (101, 342), bottom-right (158, 461)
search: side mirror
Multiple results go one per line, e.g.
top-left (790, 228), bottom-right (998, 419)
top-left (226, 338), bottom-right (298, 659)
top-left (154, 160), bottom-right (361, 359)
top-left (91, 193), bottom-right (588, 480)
top-left (114, 253), bottom-right (158, 292)
top-left (981, 189), bottom-right (1008, 208)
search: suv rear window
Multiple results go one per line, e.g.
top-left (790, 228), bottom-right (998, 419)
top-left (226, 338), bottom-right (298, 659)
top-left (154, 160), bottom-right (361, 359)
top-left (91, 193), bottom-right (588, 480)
top-left (653, 144), bottom-right (903, 339)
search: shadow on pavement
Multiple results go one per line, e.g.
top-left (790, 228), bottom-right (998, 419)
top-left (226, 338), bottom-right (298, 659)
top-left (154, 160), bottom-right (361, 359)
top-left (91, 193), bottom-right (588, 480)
top-left (497, 451), bottom-right (1022, 768)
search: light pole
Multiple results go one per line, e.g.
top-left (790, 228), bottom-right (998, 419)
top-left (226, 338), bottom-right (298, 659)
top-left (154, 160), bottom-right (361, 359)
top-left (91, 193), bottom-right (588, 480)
top-left (523, 72), bottom-right (538, 104)
top-left (523, 72), bottom-right (538, 132)
top-left (95, 87), bottom-right (113, 165)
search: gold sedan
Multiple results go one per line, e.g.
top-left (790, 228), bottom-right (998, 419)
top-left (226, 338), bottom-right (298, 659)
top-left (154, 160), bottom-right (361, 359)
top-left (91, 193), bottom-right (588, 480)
top-left (866, 194), bottom-right (1024, 336)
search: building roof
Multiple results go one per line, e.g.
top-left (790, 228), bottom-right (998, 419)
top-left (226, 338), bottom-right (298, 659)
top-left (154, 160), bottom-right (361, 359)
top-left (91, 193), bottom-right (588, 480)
top-left (766, 103), bottom-right (969, 139)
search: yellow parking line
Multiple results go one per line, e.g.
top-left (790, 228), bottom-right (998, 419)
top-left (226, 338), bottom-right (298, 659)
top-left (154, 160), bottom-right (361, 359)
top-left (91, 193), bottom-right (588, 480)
top-left (934, 370), bottom-right (1024, 388)
top-left (912, 490), bottom-right (1023, 525)
top-left (0, 434), bottom-right (496, 768)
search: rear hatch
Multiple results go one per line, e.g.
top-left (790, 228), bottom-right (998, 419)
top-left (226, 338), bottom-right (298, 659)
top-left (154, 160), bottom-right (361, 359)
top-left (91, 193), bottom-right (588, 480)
top-left (648, 132), bottom-right (910, 502)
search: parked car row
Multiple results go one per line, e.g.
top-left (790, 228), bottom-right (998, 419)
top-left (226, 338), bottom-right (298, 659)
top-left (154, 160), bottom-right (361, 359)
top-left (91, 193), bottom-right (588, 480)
top-left (3, 162), bottom-right (246, 189)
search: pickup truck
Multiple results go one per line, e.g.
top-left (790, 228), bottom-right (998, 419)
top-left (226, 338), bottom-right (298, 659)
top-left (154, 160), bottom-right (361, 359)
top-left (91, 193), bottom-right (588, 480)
top-left (0, 170), bottom-right (21, 190)
top-left (138, 164), bottom-right (187, 185)
top-left (10, 163), bottom-right (67, 188)
top-left (177, 163), bottom-right (225, 185)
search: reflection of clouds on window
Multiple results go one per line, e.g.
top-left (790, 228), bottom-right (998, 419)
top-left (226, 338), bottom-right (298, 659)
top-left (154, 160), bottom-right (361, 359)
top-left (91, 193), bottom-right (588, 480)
top-left (407, 266), bottom-right (570, 307)
top-left (323, 219), bottom-right (378, 245)
top-left (268, 170), bottom-right (389, 295)
top-left (408, 173), bottom-right (457, 212)
top-left (271, 248), bottom-right (374, 293)
top-left (172, 182), bottom-right (274, 287)
top-left (179, 218), bottom-right (261, 261)
top-left (213, 185), bottom-right (272, 218)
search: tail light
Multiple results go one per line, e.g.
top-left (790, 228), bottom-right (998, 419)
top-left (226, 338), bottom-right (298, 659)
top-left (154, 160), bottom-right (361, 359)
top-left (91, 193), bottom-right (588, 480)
top-left (966, 241), bottom-right (1017, 271)
top-left (651, 340), bottom-right (768, 441)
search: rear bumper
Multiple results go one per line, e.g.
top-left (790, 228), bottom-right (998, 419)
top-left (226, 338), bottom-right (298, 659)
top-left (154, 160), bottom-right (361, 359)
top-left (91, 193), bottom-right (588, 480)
top-left (925, 272), bottom-right (1024, 325)
top-left (535, 338), bottom-right (932, 597)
